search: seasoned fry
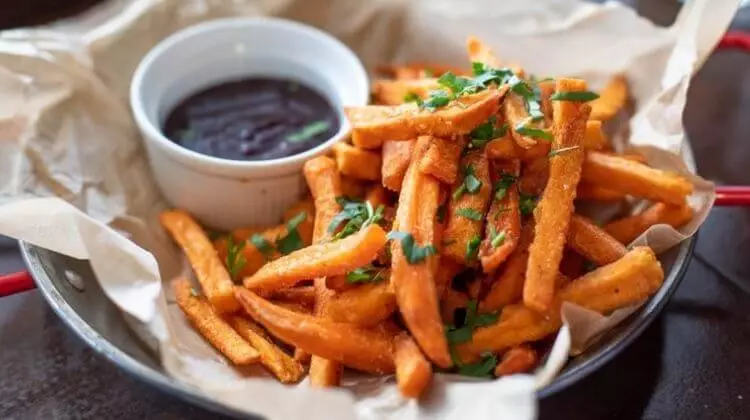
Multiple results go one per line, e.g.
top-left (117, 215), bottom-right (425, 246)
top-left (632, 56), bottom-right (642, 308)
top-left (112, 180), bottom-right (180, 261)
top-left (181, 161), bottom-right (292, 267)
top-left (486, 120), bottom-right (605, 161)
top-left (332, 142), bottom-right (382, 181)
top-left (576, 183), bottom-right (626, 202)
top-left (459, 246), bottom-right (664, 361)
top-left (517, 157), bottom-right (548, 196)
top-left (395, 334), bottom-right (433, 398)
top-left (568, 214), bottom-right (626, 266)
top-left (582, 120), bottom-right (607, 150)
top-left (235, 288), bottom-right (395, 374)
top-left (418, 135), bottom-right (467, 185)
top-left (480, 160), bottom-right (521, 273)
top-left (391, 136), bottom-right (451, 368)
top-left (320, 280), bottom-right (397, 327)
top-left (524, 79), bottom-right (591, 313)
top-left (590, 75), bottom-right (628, 121)
top-left (581, 151), bottom-right (693, 205)
top-left (604, 201), bottom-right (693, 244)
top-left (495, 346), bottom-right (538, 376)
top-left (161, 211), bottom-right (239, 313)
top-left (269, 286), bottom-right (316, 307)
top-left (173, 278), bottom-right (259, 365)
top-left (228, 316), bottom-right (305, 383)
top-left (382, 140), bottom-right (415, 191)
top-left (466, 36), bottom-right (502, 67)
top-left (243, 224), bottom-right (388, 294)
top-left (442, 151), bottom-right (492, 265)
top-left (479, 222), bottom-right (534, 313)
top-left (505, 93), bottom-right (543, 149)
top-left (346, 89), bottom-right (505, 149)
top-left (274, 301), bottom-right (314, 314)
top-left (373, 78), bottom-right (440, 105)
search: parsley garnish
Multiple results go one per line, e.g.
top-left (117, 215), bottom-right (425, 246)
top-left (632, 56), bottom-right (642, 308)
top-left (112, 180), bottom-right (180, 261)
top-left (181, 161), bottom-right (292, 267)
top-left (388, 231), bottom-right (437, 264)
top-left (469, 116), bottom-right (509, 149)
top-left (548, 145), bottom-right (581, 158)
top-left (422, 89), bottom-right (452, 111)
top-left (275, 212), bottom-right (307, 255)
top-left (453, 165), bottom-right (483, 200)
top-left (456, 208), bottom-right (483, 221)
top-left (346, 265), bottom-right (386, 284)
top-left (519, 194), bottom-right (538, 216)
top-left (403, 91), bottom-right (423, 106)
top-left (287, 121), bottom-right (331, 143)
top-left (250, 233), bottom-right (274, 260)
top-left (328, 197), bottom-right (384, 240)
top-left (466, 235), bottom-right (481, 261)
top-left (445, 300), bottom-right (498, 345)
top-left (489, 227), bottom-right (506, 248)
top-left (493, 174), bottom-right (517, 200)
top-left (225, 236), bottom-right (247, 281)
top-left (458, 353), bottom-right (498, 378)
top-left (514, 120), bottom-right (554, 142)
top-left (550, 91), bottom-right (600, 102)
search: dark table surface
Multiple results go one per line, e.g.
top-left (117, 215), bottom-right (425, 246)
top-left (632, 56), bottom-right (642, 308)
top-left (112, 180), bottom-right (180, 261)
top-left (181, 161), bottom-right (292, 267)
top-left (2, 1), bottom-right (750, 419)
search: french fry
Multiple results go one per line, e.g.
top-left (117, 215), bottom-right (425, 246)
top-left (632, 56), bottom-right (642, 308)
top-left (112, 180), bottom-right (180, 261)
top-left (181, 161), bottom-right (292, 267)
top-left (382, 140), bottom-right (415, 191)
top-left (576, 183), bottom-right (626, 202)
top-left (459, 246), bottom-right (664, 361)
top-left (161, 211), bottom-right (239, 313)
top-left (373, 78), bottom-right (440, 105)
top-left (466, 36), bottom-right (502, 67)
top-left (442, 150), bottom-right (493, 265)
top-left (590, 75), bottom-right (628, 121)
top-left (494, 346), bottom-right (538, 376)
top-left (320, 280), bottom-right (397, 327)
top-left (604, 201), bottom-right (693, 244)
top-left (395, 334), bottom-right (433, 398)
top-left (324, 275), bottom-right (353, 293)
top-left (274, 301), bottom-right (313, 314)
top-left (346, 89), bottom-right (505, 149)
top-left (418, 135), bottom-right (468, 185)
top-left (173, 278), bottom-right (258, 365)
top-left (486, 120), bottom-right (604, 161)
top-left (524, 79), bottom-right (591, 313)
top-left (243, 224), bottom-right (388, 294)
top-left (517, 157), bottom-right (548, 196)
top-left (228, 316), bottom-right (305, 383)
top-left (391, 136), bottom-right (452, 368)
top-left (479, 222), bottom-right (534, 313)
top-left (505, 93), bottom-right (544, 149)
top-left (582, 120), bottom-right (608, 150)
top-left (581, 151), bottom-right (693, 205)
top-left (567, 214), bottom-right (627, 266)
top-left (480, 160), bottom-right (521, 273)
top-left (538, 80), bottom-right (556, 126)
top-left (235, 288), bottom-right (395, 374)
top-left (269, 286), bottom-right (316, 307)
top-left (332, 142), bottom-right (382, 182)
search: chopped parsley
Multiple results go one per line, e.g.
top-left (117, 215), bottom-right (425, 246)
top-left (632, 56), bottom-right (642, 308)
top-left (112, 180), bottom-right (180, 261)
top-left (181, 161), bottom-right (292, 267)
top-left (275, 212), bottom-right (307, 255)
top-left (514, 120), bottom-right (554, 142)
top-left (403, 91), bottom-right (423, 106)
top-left (287, 121), bottom-right (330, 143)
top-left (469, 116), bottom-right (509, 149)
top-left (225, 236), bottom-right (247, 281)
top-left (445, 300), bottom-right (499, 345)
top-left (493, 174), bottom-right (517, 200)
top-left (457, 352), bottom-right (498, 378)
top-left (456, 208), bottom-right (483, 221)
top-left (548, 145), bottom-right (581, 158)
top-left (466, 235), bottom-right (481, 261)
top-left (519, 194), bottom-right (538, 216)
top-left (250, 233), bottom-right (274, 260)
top-left (388, 231), bottom-right (437, 264)
top-left (346, 265), bottom-right (386, 284)
top-left (422, 89), bottom-right (452, 111)
top-left (328, 197), bottom-right (384, 240)
top-left (550, 91), bottom-right (600, 102)
top-left (453, 165), bottom-right (483, 200)
top-left (490, 227), bottom-right (507, 248)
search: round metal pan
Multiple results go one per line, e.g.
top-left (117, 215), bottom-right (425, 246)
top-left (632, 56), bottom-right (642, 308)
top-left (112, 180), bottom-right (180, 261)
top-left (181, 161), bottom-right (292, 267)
top-left (19, 145), bottom-right (699, 417)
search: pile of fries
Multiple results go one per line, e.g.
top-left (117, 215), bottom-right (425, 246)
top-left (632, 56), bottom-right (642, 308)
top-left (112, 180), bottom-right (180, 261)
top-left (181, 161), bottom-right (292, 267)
top-left (162, 37), bottom-right (694, 399)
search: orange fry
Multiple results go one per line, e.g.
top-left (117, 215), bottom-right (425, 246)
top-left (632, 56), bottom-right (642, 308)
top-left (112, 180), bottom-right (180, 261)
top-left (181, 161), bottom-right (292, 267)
top-left (495, 346), bottom-right (538, 376)
top-left (486, 120), bottom-right (604, 161)
top-left (604, 201), bottom-right (693, 244)
top-left (517, 157), bottom-right (548, 196)
top-left (161, 211), bottom-right (239, 314)
top-left (505, 93), bottom-right (544, 149)
top-left (391, 136), bottom-right (452, 368)
top-left (395, 334), bottom-right (433, 398)
top-left (590, 75), bottom-right (628, 121)
top-left (524, 78), bottom-right (591, 313)
top-left (173, 278), bottom-right (258, 365)
top-left (347, 89), bottom-right (505, 149)
top-left (235, 288), bottom-right (395, 374)
top-left (418, 135), bottom-right (468, 185)
top-left (382, 140), bottom-right (415, 191)
top-left (372, 78), bottom-right (440, 105)
top-left (479, 160), bottom-right (521, 273)
top-left (268, 286), bottom-right (316, 307)
top-left (582, 120), bottom-right (607, 150)
top-left (320, 280), bottom-right (397, 327)
top-left (228, 316), bottom-right (305, 383)
top-left (243, 224), bottom-right (388, 294)
top-left (466, 36), bottom-right (502, 67)
top-left (442, 150), bottom-right (493, 265)
top-left (581, 151), bottom-right (693, 205)
top-left (567, 214), bottom-right (626, 266)
top-left (576, 183), bottom-right (626, 202)
top-left (332, 142), bottom-right (382, 181)
top-left (459, 246), bottom-right (664, 361)
top-left (479, 222), bottom-right (534, 313)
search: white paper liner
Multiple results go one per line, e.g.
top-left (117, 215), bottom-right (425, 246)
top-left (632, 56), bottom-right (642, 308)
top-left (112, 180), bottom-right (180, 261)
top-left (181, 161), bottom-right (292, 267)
top-left (0, 0), bottom-right (738, 418)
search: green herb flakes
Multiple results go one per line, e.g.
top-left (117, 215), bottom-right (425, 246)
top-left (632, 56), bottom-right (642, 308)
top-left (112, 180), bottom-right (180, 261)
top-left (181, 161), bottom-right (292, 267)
top-left (388, 231), bottom-right (437, 264)
top-left (328, 198), bottom-right (385, 240)
top-left (550, 91), bottom-right (600, 102)
top-left (287, 121), bottom-right (331, 143)
top-left (250, 233), bottom-right (274, 259)
top-left (456, 208), bottom-right (483, 221)
top-left (225, 236), bottom-right (247, 281)
top-left (275, 211), bottom-right (307, 255)
top-left (465, 235), bottom-right (481, 261)
top-left (493, 174), bottom-right (517, 200)
top-left (346, 265), bottom-right (386, 284)
top-left (519, 194), bottom-right (538, 216)
top-left (490, 228), bottom-right (507, 248)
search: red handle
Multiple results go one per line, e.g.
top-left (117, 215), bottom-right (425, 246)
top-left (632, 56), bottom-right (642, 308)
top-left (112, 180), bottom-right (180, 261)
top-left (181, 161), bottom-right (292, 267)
top-left (0, 271), bottom-right (35, 297)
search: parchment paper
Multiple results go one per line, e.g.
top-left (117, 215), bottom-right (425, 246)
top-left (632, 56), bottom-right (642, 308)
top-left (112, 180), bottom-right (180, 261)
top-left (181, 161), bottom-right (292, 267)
top-left (0, 0), bottom-right (739, 419)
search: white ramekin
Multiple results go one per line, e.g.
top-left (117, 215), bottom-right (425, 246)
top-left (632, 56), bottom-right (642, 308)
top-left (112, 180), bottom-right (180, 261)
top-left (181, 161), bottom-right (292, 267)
top-left (130, 18), bottom-right (369, 230)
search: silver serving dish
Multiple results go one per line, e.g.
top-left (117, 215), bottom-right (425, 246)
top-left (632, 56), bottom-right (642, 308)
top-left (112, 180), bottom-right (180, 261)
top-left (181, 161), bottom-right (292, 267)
top-left (19, 149), bottom-right (697, 418)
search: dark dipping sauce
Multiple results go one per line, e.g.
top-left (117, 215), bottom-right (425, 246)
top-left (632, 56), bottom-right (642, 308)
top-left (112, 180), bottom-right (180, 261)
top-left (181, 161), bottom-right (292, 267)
top-left (163, 77), bottom-right (339, 161)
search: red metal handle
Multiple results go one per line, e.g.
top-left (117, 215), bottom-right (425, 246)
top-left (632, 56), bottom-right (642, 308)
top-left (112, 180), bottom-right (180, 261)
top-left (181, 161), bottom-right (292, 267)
top-left (0, 271), bottom-right (35, 297)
